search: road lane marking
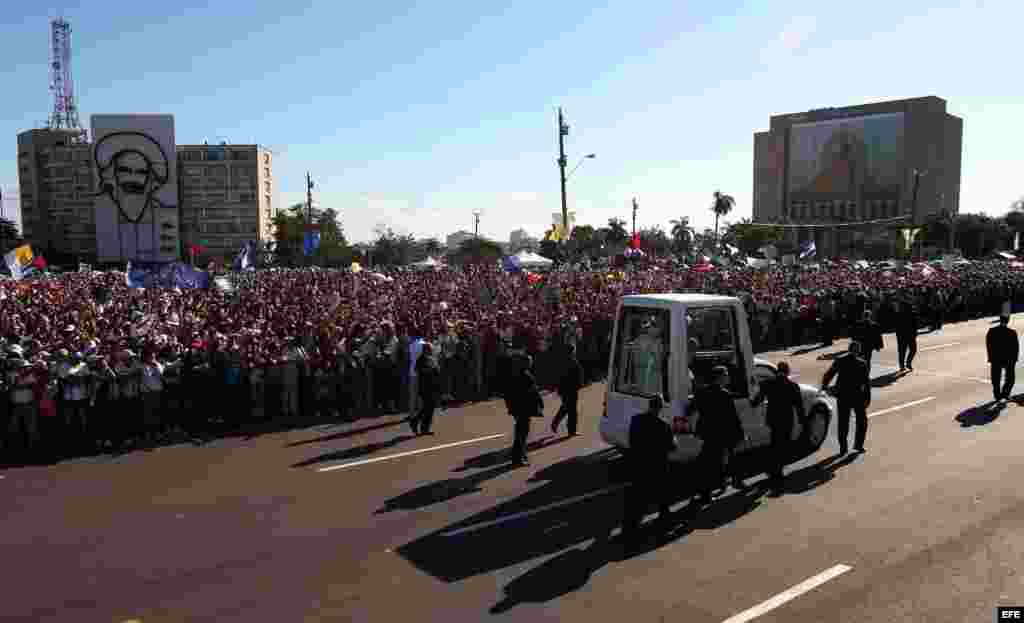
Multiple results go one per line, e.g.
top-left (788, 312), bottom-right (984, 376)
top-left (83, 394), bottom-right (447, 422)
top-left (441, 484), bottom-right (627, 537)
top-left (720, 564), bottom-right (853, 623)
top-left (867, 397), bottom-right (934, 419)
top-left (918, 342), bottom-right (960, 352)
top-left (316, 434), bottom-right (507, 472)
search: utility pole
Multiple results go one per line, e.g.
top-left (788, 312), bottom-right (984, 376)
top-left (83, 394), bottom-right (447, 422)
top-left (557, 108), bottom-right (568, 244)
top-left (306, 172), bottom-right (315, 266)
top-left (632, 197), bottom-right (638, 238)
top-left (473, 210), bottom-right (481, 238)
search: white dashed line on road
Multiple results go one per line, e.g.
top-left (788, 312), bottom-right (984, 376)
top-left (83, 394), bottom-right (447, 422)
top-left (720, 564), bottom-right (853, 623)
top-left (917, 342), bottom-right (961, 352)
top-left (867, 397), bottom-right (935, 419)
top-left (441, 484), bottom-right (628, 537)
top-left (316, 433), bottom-right (507, 472)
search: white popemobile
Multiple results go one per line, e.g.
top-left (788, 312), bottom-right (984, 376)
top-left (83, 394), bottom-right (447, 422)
top-left (600, 293), bottom-right (836, 464)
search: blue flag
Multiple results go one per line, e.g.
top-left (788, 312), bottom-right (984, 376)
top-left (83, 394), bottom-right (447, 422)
top-left (232, 240), bottom-right (256, 271)
top-left (502, 255), bottom-right (522, 273)
top-left (799, 240), bottom-right (817, 259)
top-left (304, 232), bottom-right (321, 257)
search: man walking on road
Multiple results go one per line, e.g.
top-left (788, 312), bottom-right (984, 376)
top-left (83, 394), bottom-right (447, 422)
top-left (693, 366), bottom-right (746, 506)
top-left (552, 343), bottom-right (584, 436)
top-left (822, 341), bottom-right (871, 455)
top-left (750, 361), bottom-right (804, 494)
top-left (850, 310), bottom-right (884, 369)
top-left (895, 301), bottom-right (919, 372)
top-left (986, 315), bottom-right (1019, 402)
top-left (504, 354), bottom-right (544, 466)
top-left (409, 342), bottom-right (441, 435)
top-left (620, 394), bottom-right (676, 545)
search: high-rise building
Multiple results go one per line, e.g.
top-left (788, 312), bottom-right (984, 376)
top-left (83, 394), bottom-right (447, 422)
top-left (177, 143), bottom-right (275, 259)
top-left (16, 128), bottom-right (97, 257)
top-left (753, 96), bottom-right (963, 258)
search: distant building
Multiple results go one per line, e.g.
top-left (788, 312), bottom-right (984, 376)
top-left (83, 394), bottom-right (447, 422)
top-left (509, 228), bottom-right (539, 252)
top-left (177, 143), bottom-right (275, 260)
top-left (16, 128), bottom-right (96, 257)
top-left (446, 230), bottom-right (475, 249)
top-left (753, 96), bottom-right (963, 257)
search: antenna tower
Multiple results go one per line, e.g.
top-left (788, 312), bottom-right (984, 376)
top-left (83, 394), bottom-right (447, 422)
top-left (48, 18), bottom-right (86, 141)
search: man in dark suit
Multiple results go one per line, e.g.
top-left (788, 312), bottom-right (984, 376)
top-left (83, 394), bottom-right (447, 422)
top-left (750, 361), bottom-right (805, 494)
top-left (822, 341), bottom-right (872, 455)
top-left (621, 394), bottom-right (676, 544)
top-left (504, 354), bottom-right (544, 466)
top-left (552, 343), bottom-right (585, 436)
top-left (693, 365), bottom-right (746, 506)
top-left (409, 342), bottom-right (441, 435)
top-left (850, 310), bottom-right (883, 368)
top-left (986, 315), bottom-right (1019, 402)
top-left (894, 301), bottom-right (920, 372)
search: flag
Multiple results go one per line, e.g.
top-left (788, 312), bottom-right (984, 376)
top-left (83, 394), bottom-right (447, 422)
top-left (631, 233), bottom-right (641, 250)
top-left (232, 240), bottom-right (256, 271)
top-left (4, 244), bottom-right (34, 280)
top-left (303, 231), bottom-right (321, 256)
top-left (799, 240), bottom-right (817, 259)
top-left (32, 255), bottom-right (47, 270)
top-left (126, 261), bottom-right (211, 289)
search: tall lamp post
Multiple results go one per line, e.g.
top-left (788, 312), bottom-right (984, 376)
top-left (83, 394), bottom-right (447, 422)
top-left (472, 210), bottom-right (481, 238)
top-left (556, 108), bottom-right (594, 246)
top-left (911, 168), bottom-right (927, 259)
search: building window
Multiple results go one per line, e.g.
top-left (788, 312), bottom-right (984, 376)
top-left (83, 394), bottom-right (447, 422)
top-left (265, 194), bottom-right (271, 206)
top-left (264, 153), bottom-right (270, 165)
top-left (264, 181), bottom-right (271, 193)
top-left (264, 167), bottom-right (270, 178)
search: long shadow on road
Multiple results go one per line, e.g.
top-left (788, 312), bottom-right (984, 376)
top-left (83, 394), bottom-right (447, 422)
top-left (290, 434), bottom-right (418, 468)
top-left (376, 436), bottom-right (576, 514)
top-left (396, 443), bottom-right (847, 585)
top-left (955, 400), bottom-right (1005, 427)
top-left (283, 417), bottom-right (411, 448)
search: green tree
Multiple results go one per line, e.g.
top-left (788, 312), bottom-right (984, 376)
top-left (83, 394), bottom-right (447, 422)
top-left (450, 237), bottom-right (503, 266)
top-left (605, 218), bottom-right (628, 244)
top-left (669, 216), bottom-right (693, 256)
top-left (710, 190), bottom-right (736, 252)
top-left (371, 225), bottom-right (416, 266)
top-left (639, 226), bottom-right (671, 257)
top-left (726, 218), bottom-right (784, 255)
top-left (0, 217), bottom-right (23, 255)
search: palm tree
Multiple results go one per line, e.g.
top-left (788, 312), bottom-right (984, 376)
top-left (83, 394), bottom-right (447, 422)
top-left (670, 216), bottom-right (693, 255)
top-left (606, 218), bottom-right (629, 244)
top-left (710, 190), bottom-right (736, 252)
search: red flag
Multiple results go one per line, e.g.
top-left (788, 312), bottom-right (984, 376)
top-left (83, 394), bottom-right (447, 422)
top-left (631, 233), bottom-right (640, 249)
top-left (32, 255), bottom-right (47, 269)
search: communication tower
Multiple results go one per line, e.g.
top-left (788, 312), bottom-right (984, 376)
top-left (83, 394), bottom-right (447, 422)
top-left (48, 18), bottom-right (87, 142)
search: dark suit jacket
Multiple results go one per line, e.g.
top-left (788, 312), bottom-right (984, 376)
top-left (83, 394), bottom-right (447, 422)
top-left (504, 369), bottom-right (544, 419)
top-left (751, 375), bottom-right (805, 429)
top-left (986, 325), bottom-right (1020, 364)
top-left (694, 385), bottom-right (744, 449)
top-left (822, 353), bottom-right (871, 402)
top-left (628, 410), bottom-right (675, 473)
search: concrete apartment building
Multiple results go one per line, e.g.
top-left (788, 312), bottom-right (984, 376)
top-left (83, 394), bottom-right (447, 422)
top-left (16, 128), bottom-right (97, 257)
top-left (177, 143), bottom-right (275, 259)
top-left (752, 96), bottom-right (963, 258)
top-left (13, 133), bottom-right (275, 263)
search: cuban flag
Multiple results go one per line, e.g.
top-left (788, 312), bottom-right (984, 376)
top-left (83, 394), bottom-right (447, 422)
top-left (799, 240), bottom-right (817, 259)
top-left (232, 240), bottom-right (256, 271)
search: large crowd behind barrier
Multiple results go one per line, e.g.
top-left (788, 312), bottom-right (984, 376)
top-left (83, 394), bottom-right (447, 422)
top-left (3, 258), bottom-right (1024, 462)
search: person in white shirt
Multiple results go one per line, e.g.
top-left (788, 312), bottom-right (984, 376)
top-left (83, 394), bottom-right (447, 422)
top-left (408, 336), bottom-right (425, 417)
top-left (140, 351), bottom-right (164, 442)
top-left (61, 352), bottom-right (93, 454)
top-left (116, 351), bottom-right (143, 445)
top-left (7, 357), bottom-right (39, 457)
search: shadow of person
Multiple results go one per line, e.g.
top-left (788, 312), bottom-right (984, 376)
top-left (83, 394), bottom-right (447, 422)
top-left (773, 452), bottom-right (861, 495)
top-left (490, 530), bottom-right (616, 614)
top-left (870, 370), bottom-right (905, 388)
top-left (792, 344), bottom-right (829, 356)
top-left (377, 462), bottom-right (526, 513)
top-left (954, 400), bottom-right (1004, 428)
top-left (283, 417), bottom-right (412, 448)
top-left (816, 351), bottom-right (847, 361)
top-left (454, 435), bottom-right (573, 472)
top-left (290, 434), bottom-right (417, 468)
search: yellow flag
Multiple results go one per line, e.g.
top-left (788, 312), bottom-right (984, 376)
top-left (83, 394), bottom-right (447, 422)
top-left (12, 244), bottom-right (33, 267)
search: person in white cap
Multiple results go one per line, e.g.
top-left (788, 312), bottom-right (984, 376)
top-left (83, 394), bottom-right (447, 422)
top-left (6, 356), bottom-right (39, 459)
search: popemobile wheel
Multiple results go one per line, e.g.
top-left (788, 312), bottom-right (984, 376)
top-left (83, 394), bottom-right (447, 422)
top-left (801, 404), bottom-right (832, 452)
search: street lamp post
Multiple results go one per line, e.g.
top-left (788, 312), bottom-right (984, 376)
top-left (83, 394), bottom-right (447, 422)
top-left (910, 169), bottom-right (926, 259)
top-left (472, 210), bottom-right (481, 238)
top-left (555, 108), bottom-right (594, 245)
top-left (632, 197), bottom-right (638, 239)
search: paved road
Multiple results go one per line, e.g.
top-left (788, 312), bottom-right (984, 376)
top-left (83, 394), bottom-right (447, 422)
top-left (3, 315), bottom-right (1024, 622)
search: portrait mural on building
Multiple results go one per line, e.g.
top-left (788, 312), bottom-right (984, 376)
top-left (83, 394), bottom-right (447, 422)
top-left (91, 115), bottom-right (179, 263)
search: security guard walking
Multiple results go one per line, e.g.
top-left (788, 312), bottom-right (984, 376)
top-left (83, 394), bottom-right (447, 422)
top-left (986, 314), bottom-right (1019, 402)
top-left (821, 341), bottom-right (872, 455)
top-left (552, 343), bottom-right (585, 436)
top-left (621, 394), bottom-right (676, 544)
top-left (894, 301), bottom-right (919, 372)
top-left (750, 361), bottom-right (805, 493)
top-left (504, 353), bottom-right (544, 466)
top-left (693, 365), bottom-right (746, 506)
top-left (850, 310), bottom-right (884, 368)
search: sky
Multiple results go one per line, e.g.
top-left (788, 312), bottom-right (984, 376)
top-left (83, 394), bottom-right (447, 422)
top-left (1, 0), bottom-right (1022, 244)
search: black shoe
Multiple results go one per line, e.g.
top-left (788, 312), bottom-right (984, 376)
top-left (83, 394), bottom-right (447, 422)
top-left (568, 432), bottom-right (578, 437)
top-left (419, 430), bottom-right (434, 436)
top-left (854, 446), bottom-right (866, 453)
top-left (408, 418), bottom-right (419, 434)
top-left (839, 445), bottom-right (848, 455)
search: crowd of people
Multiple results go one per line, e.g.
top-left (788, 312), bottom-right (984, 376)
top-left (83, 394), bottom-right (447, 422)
top-left (3, 256), bottom-right (1024, 464)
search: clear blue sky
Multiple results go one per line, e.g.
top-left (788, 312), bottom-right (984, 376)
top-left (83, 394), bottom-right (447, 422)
top-left (1, 0), bottom-right (1021, 244)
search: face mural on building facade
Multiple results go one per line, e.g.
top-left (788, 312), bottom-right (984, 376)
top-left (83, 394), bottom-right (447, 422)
top-left (93, 131), bottom-right (170, 223)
